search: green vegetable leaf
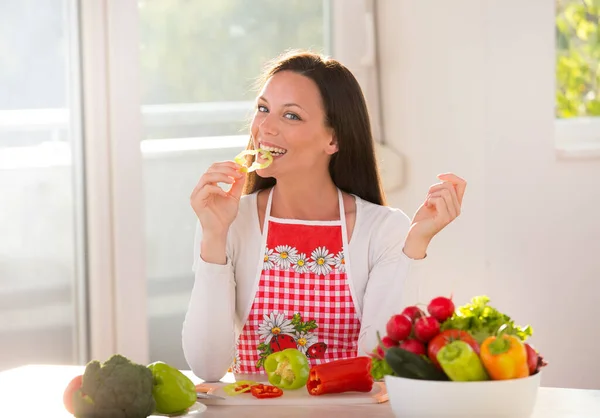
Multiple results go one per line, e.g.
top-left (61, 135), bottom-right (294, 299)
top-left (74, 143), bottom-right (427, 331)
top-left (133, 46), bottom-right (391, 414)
top-left (440, 295), bottom-right (533, 344)
top-left (370, 354), bottom-right (395, 381)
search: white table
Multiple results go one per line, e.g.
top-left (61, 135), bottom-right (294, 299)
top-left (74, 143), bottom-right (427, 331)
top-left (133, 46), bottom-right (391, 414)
top-left (0, 365), bottom-right (598, 417)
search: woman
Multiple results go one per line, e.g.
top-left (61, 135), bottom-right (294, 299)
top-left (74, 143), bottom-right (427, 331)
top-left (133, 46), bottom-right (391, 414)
top-left (183, 50), bottom-right (466, 382)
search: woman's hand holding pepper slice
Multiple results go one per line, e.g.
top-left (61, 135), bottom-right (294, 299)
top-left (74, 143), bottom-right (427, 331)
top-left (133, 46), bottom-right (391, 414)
top-left (190, 149), bottom-right (272, 265)
top-left (190, 159), bottom-right (246, 265)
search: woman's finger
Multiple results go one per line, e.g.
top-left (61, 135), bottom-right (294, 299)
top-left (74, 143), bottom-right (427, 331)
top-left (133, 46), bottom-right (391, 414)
top-left (227, 175), bottom-right (246, 201)
top-left (427, 182), bottom-right (445, 194)
top-left (200, 172), bottom-right (236, 186)
top-left (437, 173), bottom-right (467, 205)
top-left (195, 184), bottom-right (229, 202)
top-left (427, 183), bottom-right (461, 216)
top-left (429, 190), bottom-right (457, 220)
top-left (207, 164), bottom-right (244, 178)
top-left (440, 182), bottom-right (461, 216)
top-left (209, 160), bottom-right (242, 170)
top-left (427, 195), bottom-right (451, 226)
top-left (191, 172), bottom-right (235, 200)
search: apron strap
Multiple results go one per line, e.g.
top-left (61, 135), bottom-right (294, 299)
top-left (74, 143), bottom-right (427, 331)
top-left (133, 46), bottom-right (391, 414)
top-left (264, 186), bottom-right (345, 223)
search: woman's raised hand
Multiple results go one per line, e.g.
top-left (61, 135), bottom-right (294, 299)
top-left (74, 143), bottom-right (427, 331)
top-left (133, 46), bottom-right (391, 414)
top-left (190, 161), bottom-right (246, 236)
top-left (404, 173), bottom-right (467, 259)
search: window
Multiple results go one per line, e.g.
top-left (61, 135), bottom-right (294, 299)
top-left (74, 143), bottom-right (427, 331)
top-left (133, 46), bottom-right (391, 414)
top-left (0, 0), bottom-right (88, 370)
top-left (555, 0), bottom-right (600, 156)
top-left (139, 0), bottom-right (329, 141)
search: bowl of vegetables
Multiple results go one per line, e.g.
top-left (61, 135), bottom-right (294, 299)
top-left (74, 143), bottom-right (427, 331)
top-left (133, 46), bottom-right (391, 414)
top-left (371, 295), bottom-right (547, 418)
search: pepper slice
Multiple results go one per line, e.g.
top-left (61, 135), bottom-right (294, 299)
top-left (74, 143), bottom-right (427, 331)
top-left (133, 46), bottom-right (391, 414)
top-left (250, 384), bottom-right (283, 399)
top-left (222, 380), bottom-right (259, 396)
top-left (264, 348), bottom-right (310, 390)
top-left (306, 357), bottom-right (374, 396)
top-left (480, 334), bottom-right (529, 380)
top-left (234, 149), bottom-right (273, 173)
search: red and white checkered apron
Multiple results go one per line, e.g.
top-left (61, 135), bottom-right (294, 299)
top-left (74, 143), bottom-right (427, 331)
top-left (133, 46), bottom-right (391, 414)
top-left (232, 188), bottom-right (361, 374)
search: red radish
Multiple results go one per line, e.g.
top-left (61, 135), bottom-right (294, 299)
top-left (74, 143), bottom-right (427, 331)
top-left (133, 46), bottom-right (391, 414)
top-left (414, 316), bottom-right (440, 342)
top-left (427, 296), bottom-right (455, 322)
top-left (399, 339), bottom-right (426, 356)
top-left (386, 314), bottom-right (413, 342)
top-left (524, 343), bottom-right (538, 375)
top-left (401, 306), bottom-right (425, 322)
top-left (376, 336), bottom-right (398, 358)
top-left (524, 343), bottom-right (547, 375)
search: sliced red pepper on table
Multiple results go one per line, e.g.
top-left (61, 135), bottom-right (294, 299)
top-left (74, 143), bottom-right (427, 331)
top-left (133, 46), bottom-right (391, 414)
top-left (222, 380), bottom-right (259, 396)
top-left (306, 356), bottom-right (374, 396)
top-left (250, 384), bottom-right (283, 399)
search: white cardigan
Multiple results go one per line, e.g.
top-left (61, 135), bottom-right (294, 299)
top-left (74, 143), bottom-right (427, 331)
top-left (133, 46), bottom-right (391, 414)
top-left (182, 191), bottom-right (422, 382)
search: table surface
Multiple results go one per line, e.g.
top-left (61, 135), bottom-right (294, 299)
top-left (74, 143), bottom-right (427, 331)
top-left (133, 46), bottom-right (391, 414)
top-left (1, 365), bottom-right (599, 417)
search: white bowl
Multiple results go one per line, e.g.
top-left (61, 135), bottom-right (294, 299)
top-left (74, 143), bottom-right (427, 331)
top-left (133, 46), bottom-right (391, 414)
top-left (384, 372), bottom-right (541, 418)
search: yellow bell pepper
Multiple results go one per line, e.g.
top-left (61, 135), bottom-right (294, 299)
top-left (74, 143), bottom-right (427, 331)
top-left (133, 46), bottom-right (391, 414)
top-left (480, 335), bottom-right (529, 380)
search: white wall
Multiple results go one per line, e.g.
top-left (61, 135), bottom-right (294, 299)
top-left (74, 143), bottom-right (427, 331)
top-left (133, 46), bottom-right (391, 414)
top-left (377, 0), bottom-right (600, 390)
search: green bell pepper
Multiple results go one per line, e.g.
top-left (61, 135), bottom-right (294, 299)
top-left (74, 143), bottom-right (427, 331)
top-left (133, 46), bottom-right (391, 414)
top-left (264, 348), bottom-right (310, 390)
top-left (436, 340), bottom-right (489, 382)
top-left (147, 361), bottom-right (197, 414)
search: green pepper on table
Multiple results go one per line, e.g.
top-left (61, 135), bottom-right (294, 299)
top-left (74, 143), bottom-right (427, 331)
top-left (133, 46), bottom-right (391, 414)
top-left (264, 348), bottom-right (310, 390)
top-left (147, 361), bottom-right (197, 414)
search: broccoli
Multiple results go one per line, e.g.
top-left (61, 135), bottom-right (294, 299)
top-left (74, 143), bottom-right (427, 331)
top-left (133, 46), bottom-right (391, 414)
top-left (72, 354), bottom-right (156, 418)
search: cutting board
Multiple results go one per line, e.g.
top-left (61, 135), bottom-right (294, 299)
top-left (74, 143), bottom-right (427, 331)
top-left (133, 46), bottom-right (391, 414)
top-left (195, 375), bottom-right (388, 406)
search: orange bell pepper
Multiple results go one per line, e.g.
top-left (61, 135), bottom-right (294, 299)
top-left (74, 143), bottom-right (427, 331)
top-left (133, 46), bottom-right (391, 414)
top-left (480, 334), bottom-right (529, 380)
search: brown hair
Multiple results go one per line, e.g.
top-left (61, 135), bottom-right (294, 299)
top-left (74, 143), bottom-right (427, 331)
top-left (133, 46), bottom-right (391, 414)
top-left (243, 50), bottom-right (386, 206)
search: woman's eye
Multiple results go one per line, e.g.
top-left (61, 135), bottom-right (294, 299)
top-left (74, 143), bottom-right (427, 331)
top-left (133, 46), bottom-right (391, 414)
top-left (284, 112), bottom-right (301, 121)
top-left (257, 105), bottom-right (268, 113)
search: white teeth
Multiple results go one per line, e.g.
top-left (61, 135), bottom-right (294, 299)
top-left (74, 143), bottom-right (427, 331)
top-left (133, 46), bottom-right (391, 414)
top-left (260, 144), bottom-right (287, 154)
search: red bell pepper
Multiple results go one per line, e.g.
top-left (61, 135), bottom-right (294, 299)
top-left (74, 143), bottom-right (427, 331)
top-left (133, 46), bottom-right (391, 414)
top-left (250, 384), bottom-right (283, 399)
top-left (306, 357), bottom-right (374, 396)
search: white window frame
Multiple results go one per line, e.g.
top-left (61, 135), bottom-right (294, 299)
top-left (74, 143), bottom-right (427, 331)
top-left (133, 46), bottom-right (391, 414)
top-left (555, 118), bottom-right (600, 159)
top-left (79, 0), bottom-right (148, 363)
top-left (79, 0), bottom-right (387, 365)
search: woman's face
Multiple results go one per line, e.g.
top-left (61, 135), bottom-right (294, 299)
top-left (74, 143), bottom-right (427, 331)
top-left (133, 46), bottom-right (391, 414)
top-left (250, 70), bottom-right (338, 180)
